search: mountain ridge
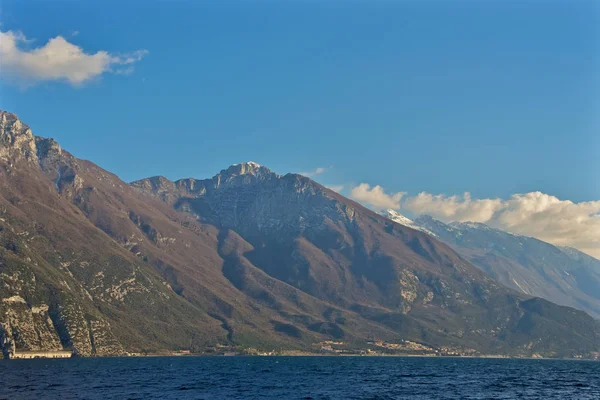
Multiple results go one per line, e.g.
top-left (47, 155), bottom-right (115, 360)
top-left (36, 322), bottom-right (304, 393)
top-left (1, 110), bottom-right (599, 359)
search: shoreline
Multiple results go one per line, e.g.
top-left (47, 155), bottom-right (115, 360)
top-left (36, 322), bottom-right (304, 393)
top-left (4, 353), bottom-right (597, 361)
top-left (125, 354), bottom-right (600, 361)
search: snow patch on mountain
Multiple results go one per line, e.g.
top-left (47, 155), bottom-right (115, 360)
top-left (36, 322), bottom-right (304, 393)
top-left (233, 161), bottom-right (261, 168)
top-left (382, 209), bottom-right (437, 237)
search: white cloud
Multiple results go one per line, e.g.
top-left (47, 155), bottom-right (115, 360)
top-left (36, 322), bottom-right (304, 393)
top-left (0, 30), bottom-right (147, 86)
top-left (403, 192), bottom-right (503, 222)
top-left (492, 193), bottom-right (600, 258)
top-left (349, 180), bottom-right (600, 258)
top-left (401, 190), bottom-right (600, 259)
top-left (350, 183), bottom-right (405, 210)
top-left (300, 167), bottom-right (327, 177)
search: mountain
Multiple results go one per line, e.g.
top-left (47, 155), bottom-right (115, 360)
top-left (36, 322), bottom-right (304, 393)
top-left (412, 215), bottom-right (600, 319)
top-left (383, 209), bottom-right (437, 237)
top-left (1, 110), bottom-right (599, 359)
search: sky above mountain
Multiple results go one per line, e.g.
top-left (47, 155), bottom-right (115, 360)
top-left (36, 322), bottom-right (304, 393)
top-left (0, 0), bottom-right (598, 257)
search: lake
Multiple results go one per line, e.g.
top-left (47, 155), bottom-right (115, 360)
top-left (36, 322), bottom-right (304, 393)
top-left (1, 356), bottom-right (598, 399)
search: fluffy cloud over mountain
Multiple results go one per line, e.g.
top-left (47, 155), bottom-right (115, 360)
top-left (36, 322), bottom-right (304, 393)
top-left (351, 185), bottom-right (600, 259)
top-left (350, 183), bottom-right (405, 210)
top-left (403, 192), bottom-right (505, 222)
top-left (0, 30), bottom-right (147, 86)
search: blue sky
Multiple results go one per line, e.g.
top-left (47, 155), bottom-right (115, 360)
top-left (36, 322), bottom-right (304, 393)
top-left (1, 0), bottom-right (599, 256)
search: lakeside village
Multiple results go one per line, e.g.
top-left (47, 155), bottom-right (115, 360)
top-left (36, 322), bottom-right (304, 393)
top-left (9, 340), bottom-right (600, 359)
top-left (118, 340), bottom-right (495, 357)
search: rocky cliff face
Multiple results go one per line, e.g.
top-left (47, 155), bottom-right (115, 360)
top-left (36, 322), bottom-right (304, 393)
top-left (0, 112), bottom-right (38, 164)
top-left (0, 296), bottom-right (62, 358)
top-left (2, 110), bottom-right (600, 358)
top-left (0, 195), bottom-right (126, 358)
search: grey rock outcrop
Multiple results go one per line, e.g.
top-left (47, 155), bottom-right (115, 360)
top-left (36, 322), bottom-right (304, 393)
top-left (0, 111), bottom-right (38, 164)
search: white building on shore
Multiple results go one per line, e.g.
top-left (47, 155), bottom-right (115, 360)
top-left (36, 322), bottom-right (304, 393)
top-left (10, 351), bottom-right (72, 359)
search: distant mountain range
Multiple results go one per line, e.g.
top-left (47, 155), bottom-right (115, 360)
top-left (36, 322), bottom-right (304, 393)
top-left (1, 110), bottom-right (599, 359)
top-left (382, 209), bottom-right (600, 319)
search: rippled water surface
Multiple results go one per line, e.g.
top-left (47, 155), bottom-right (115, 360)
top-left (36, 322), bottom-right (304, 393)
top-left (1, 356), bottom-right (599, 399)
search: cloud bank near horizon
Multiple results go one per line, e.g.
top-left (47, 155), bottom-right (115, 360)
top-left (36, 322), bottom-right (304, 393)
top-left (0, 30), bottom-right (147, 86)
top-left (350, 184), bottom-right (600, 259)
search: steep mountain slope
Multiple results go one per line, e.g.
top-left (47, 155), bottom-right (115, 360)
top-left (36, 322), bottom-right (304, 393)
top-left (413, 215), bottom-right (600, 319)
top-left (1, 110), bottom-right (599, 359)
top-left (0, 112), bottom-right (230, 358)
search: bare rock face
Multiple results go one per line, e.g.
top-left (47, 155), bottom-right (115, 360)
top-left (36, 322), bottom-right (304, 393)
top-left (0, 258), bottom-right (62, 358)
top-left (157, 164), bottom-right (346, 243)
top-left (0, 299), bottom-right (62, 358)
top-left (35, 136), bottom-right (85, 196)
top-left (398, 269), bottom-right (420, 314)
top-left (0, 111), bottom-right (38, 164)
top-left (35, 137), bottom-right (62, 164)
top-left (131, 176), bottom-right (178, 203)
top-left (51, 300), bottom-right (124, 357)
top-left (0, 112), bottom-right (85, 198)
top-left (89, 320), bottom-right (125, 355)
top-left (0, 225), bottom-right (124, 357)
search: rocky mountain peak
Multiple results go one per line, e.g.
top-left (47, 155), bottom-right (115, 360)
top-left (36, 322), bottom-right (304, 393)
top-left (133, 175), bottom-right (175, 191)
top-left (130, 175), bottom-right (179, 203)
top-left (236, 160), bottom-right (262, 169)
top-left (0, 110), bottom-right (38, 163)
top-left (222, 161), bottom-right (269, 176)
top-left (212, 161), bottom-right (278, 188)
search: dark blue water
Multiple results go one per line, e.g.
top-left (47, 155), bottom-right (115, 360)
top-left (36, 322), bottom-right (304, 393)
top-left (1, 356), bottom-right (599, 399)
